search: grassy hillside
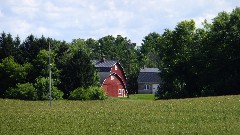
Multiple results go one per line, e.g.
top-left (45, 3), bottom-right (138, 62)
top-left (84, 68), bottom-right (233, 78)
top-left (0, 95), bottom-right (240, 134)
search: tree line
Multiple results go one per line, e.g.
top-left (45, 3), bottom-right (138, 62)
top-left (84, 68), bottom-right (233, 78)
top-left (145, 7), bottom-right (240, 99)
top-left (0, 7), bottom-right (239, 100)
top-left (0, 33), bottom-right (140, 100)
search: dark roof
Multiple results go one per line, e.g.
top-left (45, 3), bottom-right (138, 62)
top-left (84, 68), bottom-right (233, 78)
top-left (140, 68), bottom-right (160, 72)
top-left (94, 60), bottom-right (117, 67)
top-left (138, 68), bottom-right (161, 83)
top-left (97, 67), bottom-right (112, 72)
top-left (99, 72), bottom-right (110, 84)
top-left (93, 60), bottom-right (118, 83)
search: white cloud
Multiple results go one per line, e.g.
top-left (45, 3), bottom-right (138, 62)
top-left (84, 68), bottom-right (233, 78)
top-left (0, 10), bottom-right (3, 17)
top-left (193, 13), bottom-right (216, 28)
top-left (6, 0), bottom-right (39, 19)
top-left (0, 0), bottom-right (239, 45)
top-left (8, 19), bottom-right (32, 38)
top-left (36, 27), bottom-right (59, 37)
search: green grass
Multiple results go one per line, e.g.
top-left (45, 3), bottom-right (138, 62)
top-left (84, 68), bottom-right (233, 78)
top-left (0, 95), bottom-right (240, 134)
top-left (120, 94), bottom-right (155, 100)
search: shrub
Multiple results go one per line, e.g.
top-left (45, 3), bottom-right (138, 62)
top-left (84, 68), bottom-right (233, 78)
top-left (51, 87), bottom-right (64, 100)
top-left (69, 87), bottom-right (88, 100)
top-left (34, 77), bottom-right (63, 100)
top-left (5, 83), bottom-right (37, 100)
top-left (69, 86), bottom-right (107, 100)
top-left (88, 86), bottom-right (108, 100)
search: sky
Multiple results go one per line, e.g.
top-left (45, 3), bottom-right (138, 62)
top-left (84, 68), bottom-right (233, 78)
top-left (0, 0), bottom-right (239, 46)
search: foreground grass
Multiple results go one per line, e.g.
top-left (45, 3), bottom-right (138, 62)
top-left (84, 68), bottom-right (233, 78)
top-left (121, 94), bottom-right (155, 100)
top-left (0, 95), bottom-right (240, 134)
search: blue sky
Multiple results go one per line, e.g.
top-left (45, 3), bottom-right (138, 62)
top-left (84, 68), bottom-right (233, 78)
top-left (0, 0), bottom-right (239, 45)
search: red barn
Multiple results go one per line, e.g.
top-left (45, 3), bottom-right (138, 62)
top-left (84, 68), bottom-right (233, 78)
top-left (94, 60), bottom-right (127, 97)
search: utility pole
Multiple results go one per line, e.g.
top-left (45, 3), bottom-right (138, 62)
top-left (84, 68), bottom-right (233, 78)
top-left (49, 42), bottom-right (52, 107)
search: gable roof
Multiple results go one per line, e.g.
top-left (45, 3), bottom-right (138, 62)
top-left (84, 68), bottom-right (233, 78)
top-left (140, 68), bottom-right (160, 72)
top-left (138, 68), bottom-right (161, 83)
top-left (99, 72), bottom-right (110, 84)
top-left (94, 60), bottom-right (117, 68)
top-left (93, 60), bottom-right (118, 72)
top-left (93, 60), bottom-right (119, 84)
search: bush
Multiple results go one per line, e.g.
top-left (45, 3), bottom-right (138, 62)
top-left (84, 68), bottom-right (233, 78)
top-left (51, 87), bottom-right (64, 100)
top-left (88, 86), bottom-right (108, 100)
top-left (34, 77), bottom-right (63, 100)
top-left (69, 87), bottom-right (88, 100)
top-left (5, 83), bottom-right (37, 100)
top-left (69, 86), bottom-right (107, 100)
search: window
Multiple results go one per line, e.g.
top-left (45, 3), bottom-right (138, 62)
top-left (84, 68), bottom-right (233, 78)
top-left (144, 84), bottom-right (150, 90)
top-left (115, 65), bottom-right (118, 70)
top-left (111, 75), bottom-right (114, 80)
top-left (118, 89), bottom-right (122, 94)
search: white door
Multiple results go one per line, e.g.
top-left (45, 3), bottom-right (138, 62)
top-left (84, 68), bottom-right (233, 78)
top-left (152, 84), bottom-right (159, 94)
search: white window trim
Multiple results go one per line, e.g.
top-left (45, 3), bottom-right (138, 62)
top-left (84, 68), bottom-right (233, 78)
top-left (118, 89), bottom-right (122, 94)
top-left (115, 65), bottom-right (118, 70)
top-left (144, 84), bottom-right (150, 90)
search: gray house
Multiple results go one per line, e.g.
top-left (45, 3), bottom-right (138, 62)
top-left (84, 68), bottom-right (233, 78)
top-left (137, 68), bottom-right (161, 94)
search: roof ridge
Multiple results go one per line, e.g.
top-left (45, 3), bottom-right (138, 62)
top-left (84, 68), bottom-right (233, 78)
top-left (140, 68), bottom-right (160, 73)
top-left (94, 60), bottom-right (118, 68)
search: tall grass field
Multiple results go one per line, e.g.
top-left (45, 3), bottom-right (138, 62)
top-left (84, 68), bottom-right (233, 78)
top-left (1, 95), bottom-right (240, 134)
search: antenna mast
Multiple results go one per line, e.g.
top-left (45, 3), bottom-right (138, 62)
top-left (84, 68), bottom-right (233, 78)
top-left (49, 42), bottom-right (52, 107)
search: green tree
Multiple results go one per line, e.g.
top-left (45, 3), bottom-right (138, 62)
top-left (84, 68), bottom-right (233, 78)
top-left (156, 20), bottom-right (200, 98)
top-left (31, 49), bottom-right (62, 99)
top-left (58, 39), bottom-right (99, 98)
top-left (156, 7), bottom-right (240, 99)
top-left (17, 35), bottom-right (50, 64)
top-left (85, 38), bottom-right (101, 59)
top-left (32, 49), bottom-right (60, 79)
top-left (34, 77), bottom-right (63, 100)
top-left (98, 35), bottom-right (116, 59)
top-left (0, 56), bottom-right (32, 97)
top-left (203, 7), bottom-right (240, 95)
top-left (140, 32), bottom-right (161, 68)
top-left (0, 32), bottom-right (17, 61)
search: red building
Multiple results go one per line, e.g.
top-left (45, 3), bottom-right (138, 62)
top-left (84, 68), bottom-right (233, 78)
top-left (94, 60), bottom-right (127, 97)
